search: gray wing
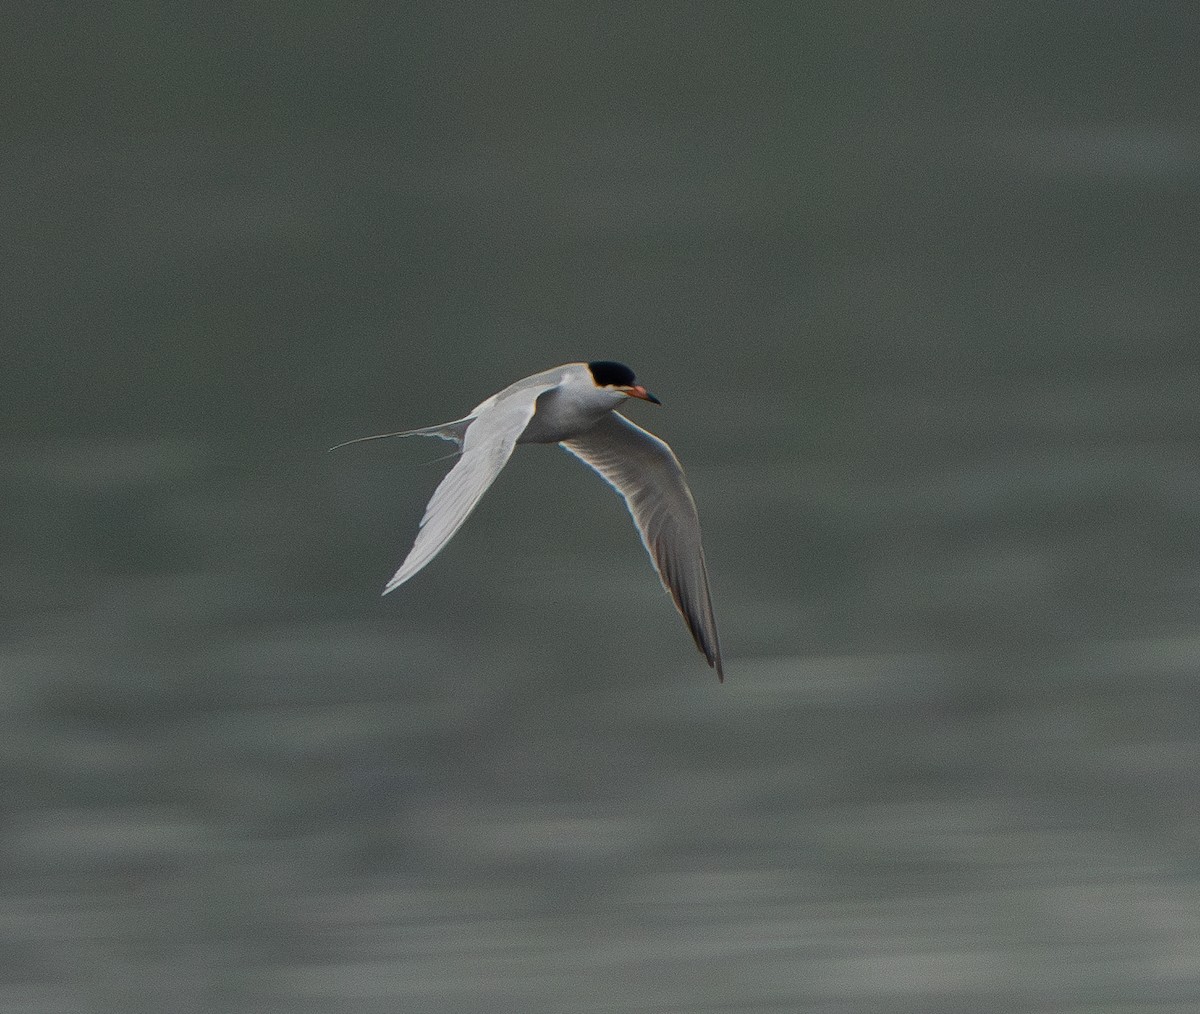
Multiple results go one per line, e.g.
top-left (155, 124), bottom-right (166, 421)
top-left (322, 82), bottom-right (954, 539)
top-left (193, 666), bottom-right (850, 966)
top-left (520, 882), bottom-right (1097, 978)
top-left (382, 382), bottom-right (556, 593)
top-left (561, 412), bottom-right (723, 680)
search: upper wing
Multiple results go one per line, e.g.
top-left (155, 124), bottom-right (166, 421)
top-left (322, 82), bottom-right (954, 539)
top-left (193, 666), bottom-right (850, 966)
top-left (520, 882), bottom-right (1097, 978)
top-left (382, 383), bottom-right (555, 593)
top-left (560, 412), bottom-right (723, 680)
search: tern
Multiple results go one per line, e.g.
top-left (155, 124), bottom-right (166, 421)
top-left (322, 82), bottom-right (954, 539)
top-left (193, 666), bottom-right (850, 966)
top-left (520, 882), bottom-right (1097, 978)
top-left (334, 361), bottom-right (723, 680)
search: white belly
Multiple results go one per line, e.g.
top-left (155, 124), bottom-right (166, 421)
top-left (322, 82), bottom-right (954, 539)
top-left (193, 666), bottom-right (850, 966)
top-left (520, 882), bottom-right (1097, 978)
top-left (517, 386), bottom-right (622, 444)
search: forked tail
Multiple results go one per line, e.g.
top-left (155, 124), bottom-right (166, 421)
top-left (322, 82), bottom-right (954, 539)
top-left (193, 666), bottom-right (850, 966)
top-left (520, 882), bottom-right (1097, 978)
top-left (328, 417), bottom-right (473, 452)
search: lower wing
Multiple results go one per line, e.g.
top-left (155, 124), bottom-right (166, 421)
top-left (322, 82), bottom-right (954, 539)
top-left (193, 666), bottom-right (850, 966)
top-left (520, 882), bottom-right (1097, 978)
top-left (560, 412), bottom-right (723, 680)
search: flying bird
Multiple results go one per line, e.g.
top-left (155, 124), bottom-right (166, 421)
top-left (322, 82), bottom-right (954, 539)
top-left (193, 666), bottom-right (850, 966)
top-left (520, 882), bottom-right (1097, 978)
top-left (334, 361), bottom-right (723, 680)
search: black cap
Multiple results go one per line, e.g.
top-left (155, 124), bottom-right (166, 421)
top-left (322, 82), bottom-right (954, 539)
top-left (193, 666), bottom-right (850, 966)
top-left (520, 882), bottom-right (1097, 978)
top-left (586, 360), bottom-right (637, 387)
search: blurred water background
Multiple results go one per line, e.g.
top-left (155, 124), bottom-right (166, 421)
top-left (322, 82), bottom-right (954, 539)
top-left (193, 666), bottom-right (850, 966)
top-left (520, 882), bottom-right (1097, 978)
top-left (5, 5), bottom-right (1200, 1012)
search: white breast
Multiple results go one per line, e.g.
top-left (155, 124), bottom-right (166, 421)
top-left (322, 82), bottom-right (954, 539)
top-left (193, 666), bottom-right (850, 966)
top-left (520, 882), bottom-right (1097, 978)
top-left (517, 380), bottom-right (625, 444)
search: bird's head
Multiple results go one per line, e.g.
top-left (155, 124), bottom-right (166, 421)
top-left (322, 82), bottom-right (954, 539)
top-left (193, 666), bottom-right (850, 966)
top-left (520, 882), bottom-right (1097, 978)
top-left (586, 360), bottom-right (661, 405)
